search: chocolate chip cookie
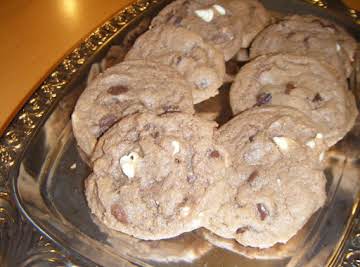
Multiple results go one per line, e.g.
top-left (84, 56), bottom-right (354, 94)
top-left (95, 218), bottom-right (213, 263)
top-left (250, 15), bottom-right (357, 77)
top-left (72, 60), bottom-right (194, 157)
top-left (126, 25), bottom-right (225, 103)
top-left (86, 112), bottom-right (230, 240)
top-left (205, 106), bottom-right (327, 248)
top-left (200, 221), bottom-right (310, 259)
top-left (151, 0), bottom-right (270, 61)
top-left (230, 54), bottom-right (358, 146)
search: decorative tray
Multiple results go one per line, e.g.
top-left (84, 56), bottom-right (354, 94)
top-left (0, 0), bottom-right (359, 266)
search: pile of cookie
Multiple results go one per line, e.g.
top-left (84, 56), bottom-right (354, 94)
top-left (72, 0), bottom-right (358, 255)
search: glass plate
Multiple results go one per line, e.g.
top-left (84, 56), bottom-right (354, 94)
top-left (1, 0), bottom-right (359, 266)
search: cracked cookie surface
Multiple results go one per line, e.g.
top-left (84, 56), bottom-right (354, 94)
top-left (230, 54), bottom-right (358, 146)
top-left (86, 112), bottom-right (230, 240)
top-left (126, 25), bottom-right (225, 104)
top-left (72, 60), bottom-right (194, 157)
top-left (151, 0), bottom-right (270, 61)
top-left (205, 106), bottom-right (327, 248)
top-left (250, 15), bottom-right (357, 77)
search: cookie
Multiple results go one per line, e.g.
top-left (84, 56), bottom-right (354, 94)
top-left (86, 112), bottom-right (230, 240)
top-left (151, 0), bottom-right (270, 61)
top-left (230, 54), bottom-right (358, 146)
top-left (94, 217), bottom-right (213, 263)
top-left (200, 218), bottom-right (311, 260)
top-left (205, 106), bottom-right (327, 248)
top-left (126, 25), bottom-right (225, 103)
top-left (72, 60), bottom-right (194, 157)
top-left (250, 15), bottom-right (357, 77)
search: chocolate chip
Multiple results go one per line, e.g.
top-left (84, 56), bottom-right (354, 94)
top-left (151, 131), bottom-right (159, 139)
top-left (162, 104), bottom-right (179, 113)
top-left (312, 93), bottom-right (323, 102)
top-left (247, 170), bottom-right (259, 183)
top-left (256, 92), bottom-right (272, 106)
top-left (256, 203), bottom-right (269, 221)
top-left (303, 36), bottom-right (310, 49)
top-left (285, 82), bottom-right (296, 94)
top-left (236, 226), bottom-right (249, 234)
top-left (111, 204), bottom-right (128, 224)
top-left (98, 114), bottom-right (117, 135)
top-left (107, 85), bottom-right (128, 95)
top-left (209, 150), bottom-right (220, 158)
top-left (187, 174), bottom-right (197, 183)
top-left (182, 197), bottom-right (189, 203)
top-left (286, 32), bottom-right (296, 39)
top-left (173, 55), bottom-right (182, 65)
top-left (172, 16), bottom-right (183, 26)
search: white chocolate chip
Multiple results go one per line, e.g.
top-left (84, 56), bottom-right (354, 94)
top-left (272, 137), bottom-right (289, 151)
top-left (306, 140), bottom-right (316, 149)
top-left (195, 8), bottom-right (214, 22)
top-left (120, 152), bottom-right (139, 179)
top-left (171, 140), bottom-right (180, 155)
top-left (180, 206), bottom-right (191, 217)
top-left (306, 133), bottom-right (323, 149)
top-left (70, 163), bottom-right (77, 170)
top-left (212, 4), bottom-right (226, 15)
top-left (319, 152), bottom-right (325, 161)
top-left (277, 178), bottom-right (281, 186)
top-left (336, 43), bottom-right (341, 51)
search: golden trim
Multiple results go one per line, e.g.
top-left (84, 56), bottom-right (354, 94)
top-left (326, 193), bottom-right (360, 266)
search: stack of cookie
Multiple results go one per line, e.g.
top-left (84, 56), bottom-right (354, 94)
top-left (71, 0), bottom-right (358, 260)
